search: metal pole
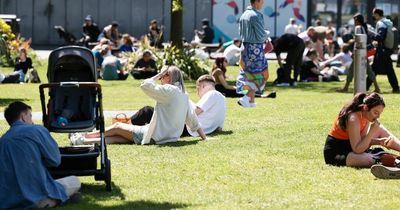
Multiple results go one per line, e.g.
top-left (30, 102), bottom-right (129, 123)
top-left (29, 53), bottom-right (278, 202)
top-left (353, 34), bottom-right (367, 95)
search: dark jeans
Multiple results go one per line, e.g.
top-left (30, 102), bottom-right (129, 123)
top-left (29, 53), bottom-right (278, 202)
top-left (215, 84), bottom-right (243, 98)
top-left (1, 74), bottom-right (20, 84)
top-left (130, 106), bottom-right (154, 125)
top-left (282, 41), bottom-right (306, 83)
top-left (131, 70), bottom-right (157, 80)
top-left (368, 48), bottom-right (399, 91)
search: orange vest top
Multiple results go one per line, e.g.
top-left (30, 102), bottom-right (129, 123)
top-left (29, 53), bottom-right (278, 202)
top-left (328, 112), bottom-right (369, 140)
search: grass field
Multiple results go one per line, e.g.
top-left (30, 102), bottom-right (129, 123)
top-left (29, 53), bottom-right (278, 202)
top-left (1, 60), bottom-right (400, 209)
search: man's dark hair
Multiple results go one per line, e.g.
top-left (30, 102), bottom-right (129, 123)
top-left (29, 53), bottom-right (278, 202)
top-left (373, 8), bottom-right (384, 17)
top-left (250, 0), bottom-right (257, 4)
top-left (4, 101), bottom-right (31, 126)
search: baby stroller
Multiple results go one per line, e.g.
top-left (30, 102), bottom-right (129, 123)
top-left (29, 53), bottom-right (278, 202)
top-left (39, 46), bottom-right (111, 191)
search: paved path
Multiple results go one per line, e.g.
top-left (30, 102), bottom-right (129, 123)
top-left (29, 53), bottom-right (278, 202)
top-left (0, 111), bottom-right (137, 121)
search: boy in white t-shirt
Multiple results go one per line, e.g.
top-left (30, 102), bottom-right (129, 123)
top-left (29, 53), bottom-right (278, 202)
top-left (185, 75), bottom-right (226, 136)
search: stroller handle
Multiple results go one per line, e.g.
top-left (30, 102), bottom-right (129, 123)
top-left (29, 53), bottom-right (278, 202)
top-left (60, 81), bottom-right (80, 87)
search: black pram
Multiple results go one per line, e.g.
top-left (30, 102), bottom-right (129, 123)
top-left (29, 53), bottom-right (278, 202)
top-left (39, 46), bottom-right (111, 191)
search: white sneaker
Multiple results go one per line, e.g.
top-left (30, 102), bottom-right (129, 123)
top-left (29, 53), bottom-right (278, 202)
top-left (238, 96), bottom-right (251, 107)
top-left (371, 164), bottom-right (400, 179)
top-left (249, 102), bottom-right (256, 107)
top-left (69, 133), bottom-right (85, 145)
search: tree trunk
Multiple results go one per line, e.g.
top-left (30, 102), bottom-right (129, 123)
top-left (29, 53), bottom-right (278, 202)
top-left (170, 0), bottom-right (183, 49)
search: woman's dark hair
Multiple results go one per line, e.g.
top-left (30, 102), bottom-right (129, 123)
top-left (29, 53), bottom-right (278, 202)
top-left (212, 57), bottom-right (227, 78)
top-left (4, 101), bottom-right (31, 125)
top-left (353, 13), bottom-right (368, 36)
top-left (338, 92), bottom-right (385, 129)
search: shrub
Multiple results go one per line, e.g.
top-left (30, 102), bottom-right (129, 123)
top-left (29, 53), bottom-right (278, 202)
top-left (121, 38), bottom-right (211, 80)
top-left (0, 18), bottom-right (38, 67)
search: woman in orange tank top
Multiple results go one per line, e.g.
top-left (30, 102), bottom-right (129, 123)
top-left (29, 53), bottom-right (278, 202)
top-left (324, 92), bottom-right (400, 167)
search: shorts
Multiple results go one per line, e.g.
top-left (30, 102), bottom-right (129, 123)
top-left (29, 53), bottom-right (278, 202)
top-left (132, 124), bottom-right (149, 144)
top-left (323, 135), bottom-right (352, 166)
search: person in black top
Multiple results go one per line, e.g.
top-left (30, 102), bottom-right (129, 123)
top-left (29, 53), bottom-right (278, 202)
top-left (195, 18), bottom-right (215, 44)
top-left (147, 19), bottom-right (164, 49)
top-left (273, 33), bottom-right (306, 86)
top-left (14, 48), bottom-right (33, 83)
top-left (130, 50), bottom-right (158, 79)
top-left (82, 15), bottom-right (100, 46)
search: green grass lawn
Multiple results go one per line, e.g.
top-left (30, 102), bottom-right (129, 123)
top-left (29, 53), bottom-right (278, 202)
top-left (1, 60), bottom-right (400, 209)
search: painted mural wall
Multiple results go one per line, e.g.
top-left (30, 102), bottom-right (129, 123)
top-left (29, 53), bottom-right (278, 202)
top-left (212, 0), bottom-right (308, 42)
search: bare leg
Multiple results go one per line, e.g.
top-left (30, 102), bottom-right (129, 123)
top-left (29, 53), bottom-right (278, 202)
top-left (346, 152), bottom-right (375, 168)
top-left (373, 79), bottom-right (381, 93)
top-left (82, 136), bottom-right (133, 144)
top-left (372, 124), bottom-right (400, 152)
top-left (85, 122), bottom-right (134, 140)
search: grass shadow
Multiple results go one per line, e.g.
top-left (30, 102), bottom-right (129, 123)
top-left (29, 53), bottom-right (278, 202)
top-left (81, 181), bottom-right (125, 201)
top-left (209, 130), bottom-right (233, 136)
top-left (65, 200), bottom-right (191, 210)
top-left (156, 140), bottom-right (200, 147)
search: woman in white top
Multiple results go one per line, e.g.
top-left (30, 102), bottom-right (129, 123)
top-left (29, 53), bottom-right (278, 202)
top-left (70, 65), bottom-right (207, 145)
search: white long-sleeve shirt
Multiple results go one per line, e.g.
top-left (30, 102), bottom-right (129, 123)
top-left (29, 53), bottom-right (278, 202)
top-left (140, 78), bottom-right (200, 144)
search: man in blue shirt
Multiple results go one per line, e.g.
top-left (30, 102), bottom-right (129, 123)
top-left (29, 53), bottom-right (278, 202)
top-left (237, 0), bottom-right (269, 108)
top-left (0, 101), bottom-right (81, 209)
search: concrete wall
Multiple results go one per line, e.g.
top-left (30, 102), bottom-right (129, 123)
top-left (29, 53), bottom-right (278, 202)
top-left (0, 0), bottom-right (212, 45)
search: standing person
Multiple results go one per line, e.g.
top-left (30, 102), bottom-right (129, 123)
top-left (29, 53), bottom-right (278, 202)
top-left (70, 66), bottom-right (207, 145)
top-left (368, 8), bottom-right (399, 93)
top-left (284, 18), bottom-right (300, 35)
top-left (237, 0), bottom-right (269, 107)
top-left (82, 15), bottom-right (100, 46)
top-left (337, 13), bottom-right (380, 93)
top-left (195, 18), bottom-right (215, 44)
top-left (0, 101), bottom-right (81, 209)
top-left (14, 47), bottom-right (33, 83)
top-left (274, 33), bottom-right (305, 86)
top-left (324, 93), bottom-right (400, 167)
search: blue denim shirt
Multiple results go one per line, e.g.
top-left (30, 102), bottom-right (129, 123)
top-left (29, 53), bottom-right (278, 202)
top-left (239, 6), bottom-right (268, 44)
top-left (0, 121), bottom-right (67, 209)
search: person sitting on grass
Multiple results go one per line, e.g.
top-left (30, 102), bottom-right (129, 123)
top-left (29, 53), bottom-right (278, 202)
top-left (101, 47), bottom-right (129, 81)
top-left (0, 101), bottom-right (81, 209)
top-left (324, 92), bottom-right (400, 167)
top-left (14, 47), bottom-right (33, 83)
top-left (211, 57), bottom-right (243, 97)
top-left (131, 50), bottom-right (158, 80)
top-left (118, 33), bottom-right (136, 53)
top-left (182, 75), bottom-right (226, 137)
top-left (70, 66), bottom-right (207, 145)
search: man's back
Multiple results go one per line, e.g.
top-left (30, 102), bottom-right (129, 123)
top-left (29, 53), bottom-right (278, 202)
top-left (187, 90), bottom-right (226, 136)
top-left (0, 121), bottom-right (67, 209)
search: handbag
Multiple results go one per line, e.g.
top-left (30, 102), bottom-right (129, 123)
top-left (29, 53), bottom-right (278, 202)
top-left (112, 113), bottom-right (131, 124)
top-left (264, 38), bottom-right (274, 54)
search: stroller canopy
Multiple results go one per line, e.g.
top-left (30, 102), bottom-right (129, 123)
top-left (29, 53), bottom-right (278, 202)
top-left (47, 46), bottom-right (97, 82)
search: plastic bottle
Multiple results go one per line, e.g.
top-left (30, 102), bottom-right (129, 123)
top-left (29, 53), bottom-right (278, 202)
top-left (55, 116), bottom-right (68, 127)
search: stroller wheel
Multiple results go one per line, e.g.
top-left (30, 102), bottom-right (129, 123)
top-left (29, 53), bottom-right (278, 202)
top-left (105, 159), bottom-right (112, 192)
